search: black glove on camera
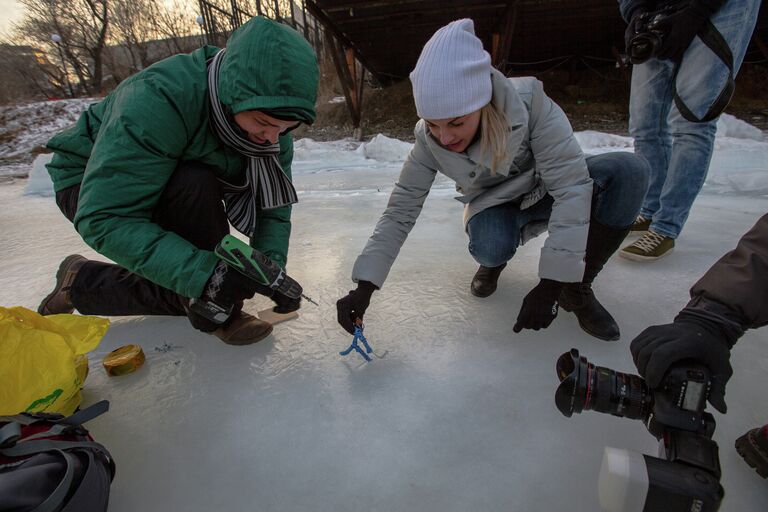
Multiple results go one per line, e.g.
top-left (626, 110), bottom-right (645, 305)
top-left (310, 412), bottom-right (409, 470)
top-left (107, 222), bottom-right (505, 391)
top-left (624, 9), bottom-right (647, 54)
top-left (336, 281), bottom-right (377, 334)
top-left (513, 279), bottom-right (563, 333)
top-left (630, 306), bottom-right (738, 414)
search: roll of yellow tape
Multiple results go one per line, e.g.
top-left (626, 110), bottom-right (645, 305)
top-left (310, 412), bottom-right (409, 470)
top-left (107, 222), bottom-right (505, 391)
top-left (102, 344), bottom-right (145, 376)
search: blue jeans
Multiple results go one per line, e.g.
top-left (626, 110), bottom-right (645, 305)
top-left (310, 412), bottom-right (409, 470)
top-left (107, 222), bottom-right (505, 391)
top-left (629, 0), bottom-right (760, 238)
top-left (467, 152), bottom-right (649, 268)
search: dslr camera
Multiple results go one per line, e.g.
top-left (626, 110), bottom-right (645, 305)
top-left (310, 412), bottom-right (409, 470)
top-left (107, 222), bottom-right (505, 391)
top-left (627, 1), bottom-right (689, 64)
top-left (555, 348), bottom-right (723, 512)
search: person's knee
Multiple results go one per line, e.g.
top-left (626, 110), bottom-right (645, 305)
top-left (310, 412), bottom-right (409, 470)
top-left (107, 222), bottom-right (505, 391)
top-left (167, 161), bottom-right (222, 198)
top-left (469, 238), bottom-right (516, 267)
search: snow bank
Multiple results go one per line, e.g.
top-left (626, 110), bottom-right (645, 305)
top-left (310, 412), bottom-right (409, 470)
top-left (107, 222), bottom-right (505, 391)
top-left (23, 153), bottom-right (54, 197)
top-left (574, 131), bottom-right (634, 153)
top-left (0, 98), bottom-right (95, 164)
top-left (356, 134), bottom-right (413, 162)
top-left (716, 113), bottom-right (765, 141)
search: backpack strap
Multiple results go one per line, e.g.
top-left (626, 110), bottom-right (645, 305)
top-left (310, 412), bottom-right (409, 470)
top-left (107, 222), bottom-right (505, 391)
top-left (31, 449), bottom-right (77, 512)
top-left (0, 439), bottom-right (112, 461)
top-left (58, 400), bottom-right (110, 427)
top-left (0, 422), bottom-right (21, 448)
top-left (673, 19), bottom-right (735, 123)
top-left (0, 401), bottom-right (111, 446)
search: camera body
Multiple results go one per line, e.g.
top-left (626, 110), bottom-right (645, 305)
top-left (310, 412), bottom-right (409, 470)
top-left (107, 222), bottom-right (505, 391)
top-left (555, 349), bottom-right (724, 512)
top-left (628, 1), bottom-right (689, 64)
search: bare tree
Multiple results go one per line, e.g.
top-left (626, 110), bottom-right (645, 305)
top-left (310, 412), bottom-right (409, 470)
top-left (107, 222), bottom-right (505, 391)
top-left (14, 0), bottom-right (108, 96)
top-left (108, 0), bottom-right (159, 76)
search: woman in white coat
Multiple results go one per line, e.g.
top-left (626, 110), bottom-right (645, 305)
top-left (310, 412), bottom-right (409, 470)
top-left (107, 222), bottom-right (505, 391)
top-left (336, 19), bottom-right (649, 341)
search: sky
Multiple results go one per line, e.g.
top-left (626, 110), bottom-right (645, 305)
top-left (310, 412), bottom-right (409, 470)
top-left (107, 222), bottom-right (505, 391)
top-left (0, 0), bottom-right (23, 36)
top-left (2, 107), bottom-right (768, 510)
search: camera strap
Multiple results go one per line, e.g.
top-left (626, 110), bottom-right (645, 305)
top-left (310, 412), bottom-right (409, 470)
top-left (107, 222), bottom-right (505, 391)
top-left (673, 19), bottom-right (735, 123)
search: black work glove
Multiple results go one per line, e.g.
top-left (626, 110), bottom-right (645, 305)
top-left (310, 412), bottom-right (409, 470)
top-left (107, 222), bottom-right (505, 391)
top-left (336, 281), bottom-right (377, 335)
top-left (273, 291), bottom-right (301, 314)
top-left (203, 261), bottom-right (263, 306)
top-left (630, 312), bottom-right (734, 414)
top-left (513, 279), bottom-right (563, 333)
top-left (654, 0), bottom-right (722, 62)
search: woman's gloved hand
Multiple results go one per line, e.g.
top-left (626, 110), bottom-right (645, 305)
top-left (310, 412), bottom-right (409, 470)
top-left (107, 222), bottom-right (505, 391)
top-left (336, 281), bottom-right (377, 334)
top-left (513, 279), bottom-right (563, 333)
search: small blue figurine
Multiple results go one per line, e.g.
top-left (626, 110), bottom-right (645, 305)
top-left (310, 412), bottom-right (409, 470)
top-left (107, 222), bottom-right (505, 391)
top-left (340, 318), bottom-right (373, 362)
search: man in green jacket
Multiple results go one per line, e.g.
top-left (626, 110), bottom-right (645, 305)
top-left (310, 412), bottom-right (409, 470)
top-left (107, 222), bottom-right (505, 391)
top-left (37, 16), bottom-right (319, 345)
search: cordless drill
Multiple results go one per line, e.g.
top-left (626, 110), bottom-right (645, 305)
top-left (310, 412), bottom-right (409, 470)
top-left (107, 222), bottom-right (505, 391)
top-left (189, 235), bottom-right (315, 324)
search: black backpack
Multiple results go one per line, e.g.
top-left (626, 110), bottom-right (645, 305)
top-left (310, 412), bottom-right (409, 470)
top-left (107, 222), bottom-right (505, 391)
top-left (0, 400), bottom-right (115, 512)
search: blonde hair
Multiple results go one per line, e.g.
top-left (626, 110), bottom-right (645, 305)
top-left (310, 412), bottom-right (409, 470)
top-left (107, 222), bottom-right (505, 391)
top-left (479, 101), bottom-right (510, 174)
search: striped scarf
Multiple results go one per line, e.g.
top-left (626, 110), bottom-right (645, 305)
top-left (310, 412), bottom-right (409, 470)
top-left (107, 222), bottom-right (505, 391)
top-left (207, 49), bottom-right (298, 238)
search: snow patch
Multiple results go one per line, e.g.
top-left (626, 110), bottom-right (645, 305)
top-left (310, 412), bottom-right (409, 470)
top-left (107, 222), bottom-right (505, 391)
top-left (23, 153), bottom-right (55, 197)
top-left (356, 134), bottom-right (414, 162)
top-left (574, 131), bottom-right (634, 152)
top-left (716, 113), bottom-right (765, 141)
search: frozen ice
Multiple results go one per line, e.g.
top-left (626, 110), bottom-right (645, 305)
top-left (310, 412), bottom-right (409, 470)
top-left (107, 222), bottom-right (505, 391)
top-left (23, 153), bottom-right (54, 197)
top-left (1, 125), bottom-right (767, 511)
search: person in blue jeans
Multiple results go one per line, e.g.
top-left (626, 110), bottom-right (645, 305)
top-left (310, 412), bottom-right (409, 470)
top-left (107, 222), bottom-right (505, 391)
top-left (618, 0), bottom-right (761, 261)
top-left (336, 19), bottom-right (650, 342)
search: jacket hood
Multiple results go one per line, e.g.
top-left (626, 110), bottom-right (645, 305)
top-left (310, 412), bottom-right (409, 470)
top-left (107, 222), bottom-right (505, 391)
top-left (218, 16), bottom-right (319, 124)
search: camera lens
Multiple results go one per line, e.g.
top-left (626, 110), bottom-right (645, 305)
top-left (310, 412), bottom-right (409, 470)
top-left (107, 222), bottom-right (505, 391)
top-left (555, 349), bottom-right (652, 420)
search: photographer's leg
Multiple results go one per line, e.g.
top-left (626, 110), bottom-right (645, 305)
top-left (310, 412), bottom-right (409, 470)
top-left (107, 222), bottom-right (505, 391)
top-left (650, 0), bottom-right (760, 242)
top-left (560, 153), bottom-right (649, 340)
top-left (629, 57), bottom-right (675, 225)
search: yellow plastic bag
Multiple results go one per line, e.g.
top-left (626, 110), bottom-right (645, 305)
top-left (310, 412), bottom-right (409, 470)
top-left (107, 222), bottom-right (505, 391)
top-left (0, 306), bottom-right (110, 415)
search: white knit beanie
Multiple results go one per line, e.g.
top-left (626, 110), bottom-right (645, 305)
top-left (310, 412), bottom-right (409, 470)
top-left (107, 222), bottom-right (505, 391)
top-left (409, 19), bottom-right (492, 120)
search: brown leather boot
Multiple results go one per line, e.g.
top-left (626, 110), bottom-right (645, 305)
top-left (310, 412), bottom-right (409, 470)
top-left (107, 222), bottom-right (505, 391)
top-left (213, 311), bottom-right (273, 345)
top-left (470, 263), bottom-right (506, 298)
top-left (38, 255), bottom-right (88, 315)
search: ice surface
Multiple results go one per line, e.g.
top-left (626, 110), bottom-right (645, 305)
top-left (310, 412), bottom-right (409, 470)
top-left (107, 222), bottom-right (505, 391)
top-left (1, 131), bottom-right (767, 512)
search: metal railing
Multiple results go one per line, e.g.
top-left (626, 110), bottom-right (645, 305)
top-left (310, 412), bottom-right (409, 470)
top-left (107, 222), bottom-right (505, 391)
top-left (197, 0), bottom-right (322, 51)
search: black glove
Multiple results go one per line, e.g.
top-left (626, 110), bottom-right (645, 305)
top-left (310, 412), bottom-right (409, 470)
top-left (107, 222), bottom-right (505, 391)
top-left (624, 9), bottom-right (647, 55)
top-left (202, 261), bottom-right (262, 306)
top-left (630, 312), bottom-right (734, 413)
top-left (513, 279), bottom-right (563, 333)
top-left (336, 281), bottom-right (377, 334)
top-left (273, 291), bottom-right (301, 314)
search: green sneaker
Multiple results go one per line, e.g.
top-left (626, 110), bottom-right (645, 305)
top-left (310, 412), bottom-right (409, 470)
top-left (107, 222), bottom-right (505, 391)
top-left (629, 215), bottom-right (650, 233)
top-left (619, 231), bottom-right (674, 261)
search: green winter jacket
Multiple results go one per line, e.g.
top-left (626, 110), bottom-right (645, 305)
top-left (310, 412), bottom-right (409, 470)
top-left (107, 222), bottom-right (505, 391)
top-left (45, 17), bottom-right (318, 299)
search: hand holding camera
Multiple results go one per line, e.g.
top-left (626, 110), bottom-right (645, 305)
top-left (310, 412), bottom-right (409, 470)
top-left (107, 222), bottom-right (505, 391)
top-left (630, 315), bottom-right (733, 413)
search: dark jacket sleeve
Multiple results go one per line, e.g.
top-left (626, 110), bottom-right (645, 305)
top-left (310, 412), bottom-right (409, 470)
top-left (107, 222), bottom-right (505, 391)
top-left (688, 213), bottom-right (768, 331)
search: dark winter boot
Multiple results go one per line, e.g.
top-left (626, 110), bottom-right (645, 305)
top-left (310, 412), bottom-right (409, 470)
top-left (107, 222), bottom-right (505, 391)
top-left (213, 311), bottom-right (273, 345)
top-left (735, 424), bottom-right (768, 479)
top-left (471, 263), bottom-right (507, 298)
top-left (558, 221), bottom-right (630, 341)
top-left (37, 254), bottom-right (88, 315)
